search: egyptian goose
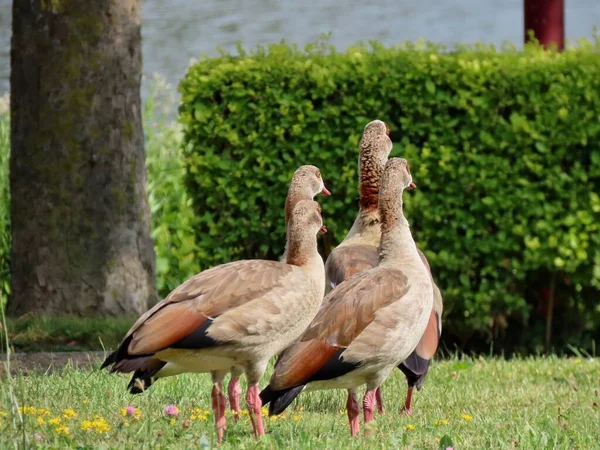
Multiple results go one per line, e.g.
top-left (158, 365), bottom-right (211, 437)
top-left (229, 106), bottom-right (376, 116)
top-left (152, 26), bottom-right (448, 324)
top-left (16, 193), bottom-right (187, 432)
top-left (397, 278), bottom-right (443, 414)
top-left (102, 199), bottom-right (328, 443)
top-left (260, 158), bottom-right (433, 436)
top-left (282, 165), bottom-right (331, 261)
top-left (324, 119), bottom-right (393, 293)
top-left (227, 164), bottom-right (330, 420)
top-left (325, 120), bottom-right (443, 415)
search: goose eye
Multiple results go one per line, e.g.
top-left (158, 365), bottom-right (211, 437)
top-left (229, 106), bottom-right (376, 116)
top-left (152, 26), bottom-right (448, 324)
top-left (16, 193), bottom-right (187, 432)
top-left (317, 206), bottom-right (322, 214)
top-left (316, 171), bottom-right (321, 179)
top-left (385, 123), bottom-right (390, 136)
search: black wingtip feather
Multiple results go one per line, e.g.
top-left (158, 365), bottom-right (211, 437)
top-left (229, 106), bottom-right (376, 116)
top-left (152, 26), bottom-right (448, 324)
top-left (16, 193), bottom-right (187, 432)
top-left (259, 385), bottom-right (275, 405)
top-left (126, 361), bottom-right (166, 394)
top-left (265, 385), bottom-right (305, 416)
top-left (127, 371), bottom-right (151, 394)
top-left (100, 334), bottom-right (138, 371)
top-left (100, 351), bottom-right (117, 370)
top-left (398, 352), bottom-right (431, 389)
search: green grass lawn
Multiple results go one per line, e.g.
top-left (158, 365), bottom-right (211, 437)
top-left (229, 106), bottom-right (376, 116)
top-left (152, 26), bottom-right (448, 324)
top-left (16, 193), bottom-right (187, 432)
top-left (1, 356), bottom-right (599, 449)
top-left (1, 316), bottom-right (136, 353)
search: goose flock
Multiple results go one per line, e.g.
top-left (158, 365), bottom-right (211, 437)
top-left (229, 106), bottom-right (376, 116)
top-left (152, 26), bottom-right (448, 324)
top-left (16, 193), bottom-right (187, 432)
top-left (101, 119), bottom-right (443, 443)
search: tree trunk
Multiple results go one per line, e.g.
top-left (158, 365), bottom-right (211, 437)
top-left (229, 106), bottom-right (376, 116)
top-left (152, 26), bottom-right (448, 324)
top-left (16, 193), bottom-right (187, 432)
top-left (9, 0), bottom-right (157, 316)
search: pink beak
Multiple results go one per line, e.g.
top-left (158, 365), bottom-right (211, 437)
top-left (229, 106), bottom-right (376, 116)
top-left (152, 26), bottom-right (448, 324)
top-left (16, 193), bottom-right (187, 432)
top-left (409, 182), bottom-right (417, 190)
top-left (320, 225), bottom-right (328, 234)
top-left (320, 185), bottom-right (331, 196)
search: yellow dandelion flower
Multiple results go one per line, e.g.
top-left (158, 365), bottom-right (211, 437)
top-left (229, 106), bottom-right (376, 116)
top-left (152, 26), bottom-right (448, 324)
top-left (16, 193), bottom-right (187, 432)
top-left (63, 409), bottom-right (77, 420)
top-left (434, 419), bottom-right (449, 426)
top-left (404, 424), bottom-right (416, 431)
top-left (170, 418), bottom-right (176, 426)
top-left (37, 417), bottom-right (45, 425)
top-left (338, 409), bottom-right (348, 415)
top-left (92, 417), bottom-right (111, 434)
top-left (19, 406), bottom-right (38, 416)
top-left (37, 408), bottom-right (51, 417)
top-left (190, 415), bottom-right (197, 421)
top-left (192, 408), bottom-right (205, 417)
top-left (48, 417), bottom-right (62, 426)
top-left (55, 425), bottom-right (70, 436)
top-left (461, 413), bottom-right (473, 422)
top-left (292, 414), bottom-right (302, 422)
top-left (269, 415), bottom-right (278, 422)
top-left (261, 406), bottom-right (269, 417)
top-left (81, 417), bottom-right (111, 434)
top-left (120, 408), bottom-right (128, 417)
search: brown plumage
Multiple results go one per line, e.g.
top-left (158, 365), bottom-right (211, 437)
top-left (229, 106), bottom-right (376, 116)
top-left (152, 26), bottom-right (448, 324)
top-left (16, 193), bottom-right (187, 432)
top-left (269, 268), bottom-right (410, 391)
top-left (325, 245), bottom-right (380, 288)
top-left (284, 165), bottom-right (330, 226)
top-left (102, 196), bottom-right (328, 443)
top-left (358, 120), bottom-right (392, 212)
top-left (395, 250), bottom-right (443, 414)
top-left (222, 164), bottom-right (329, 421)
top-left (281, 165), bottom-right (330, 261)
top-left (324, 120), bottom-right (443, 416)
top-left (325, 119), bottom-right (392, 292)
top-left (261, 158), bottom-right (434, 436)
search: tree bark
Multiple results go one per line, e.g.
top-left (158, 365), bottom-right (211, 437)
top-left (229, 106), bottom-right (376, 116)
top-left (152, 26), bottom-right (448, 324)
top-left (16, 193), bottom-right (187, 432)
top-left (9, 0), bottom-right (157, 316)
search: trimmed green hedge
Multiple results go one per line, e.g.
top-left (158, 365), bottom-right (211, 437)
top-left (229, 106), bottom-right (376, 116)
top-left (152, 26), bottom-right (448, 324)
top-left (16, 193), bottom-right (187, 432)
top-left (179, 40), bottom-right (600, 353)
top-left (144, 80), bottom-right (200, 298)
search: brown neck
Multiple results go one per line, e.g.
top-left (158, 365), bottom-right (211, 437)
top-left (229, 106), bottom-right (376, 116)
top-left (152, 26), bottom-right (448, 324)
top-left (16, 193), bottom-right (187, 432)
top-left (379, 190), bottom-right (404, 235)
top-left (285, 231), bottom-right (316, 266)
top-left (284, 190), bottom-right (307, 227)
top-left (378, 185), bottom-right (410, 264)
top-left (358, 148), bottom-right (385, 212)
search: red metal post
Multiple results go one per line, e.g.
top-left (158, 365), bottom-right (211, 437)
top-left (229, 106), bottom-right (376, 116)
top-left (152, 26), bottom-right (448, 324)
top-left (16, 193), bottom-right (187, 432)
top-left (524, 0), bottom-right (565, 50)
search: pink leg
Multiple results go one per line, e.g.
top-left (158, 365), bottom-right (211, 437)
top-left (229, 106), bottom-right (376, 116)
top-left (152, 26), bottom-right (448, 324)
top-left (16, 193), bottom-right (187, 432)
top-left (363, 389), bottom-right (377, 436)
top-left (346, 389), bottom-right (360, 436)
top-left (211, 383), bottom-right (227, 443)
top-left (400, 386), bottom-right (414, 416)
top-left (246, 384), bottom-right (265, 438)
top-left (228, 377), bottom-right (242, 421)
top-left (375, 386), bottom-right (385, 414)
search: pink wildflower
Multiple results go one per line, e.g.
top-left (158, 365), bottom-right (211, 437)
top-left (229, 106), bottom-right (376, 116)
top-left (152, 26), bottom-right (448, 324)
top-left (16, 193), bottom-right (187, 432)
top-left (164, 405), bottom-right (179, 417)
top-left (125, 406), bottom-right (136, 416)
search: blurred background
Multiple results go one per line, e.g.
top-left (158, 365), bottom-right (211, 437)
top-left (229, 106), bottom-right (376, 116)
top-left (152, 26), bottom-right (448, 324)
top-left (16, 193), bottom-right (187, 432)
top-left (1, 0), bottom-right (599, 358)
top-left (1, 0), bottom-right (600, 99)
top-left (1, 4), bottom-right (599, 446)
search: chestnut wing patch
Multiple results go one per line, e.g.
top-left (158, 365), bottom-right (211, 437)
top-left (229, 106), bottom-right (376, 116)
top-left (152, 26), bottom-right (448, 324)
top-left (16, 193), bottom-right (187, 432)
top-left (270, 268), bottom-right (408, 390)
